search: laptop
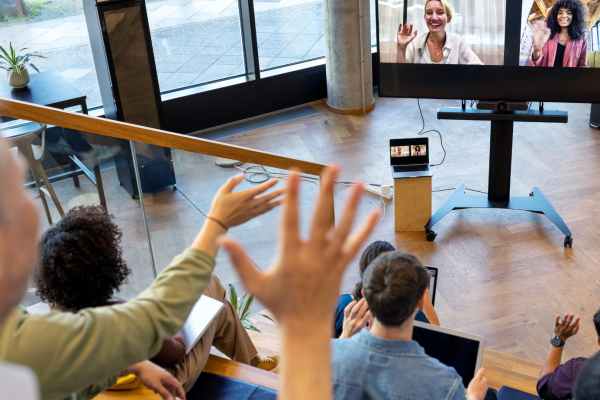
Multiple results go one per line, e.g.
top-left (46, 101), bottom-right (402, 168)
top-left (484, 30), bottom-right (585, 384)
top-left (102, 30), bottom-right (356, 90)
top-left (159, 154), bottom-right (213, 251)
top-left (182, 295), bottom-right (225, 355)
top-left (412, 321), bottom-right (485, 387)
top-left (390, 138), bottom-right (432, 179)
top-left (425, 266), bottom-right (438, 306)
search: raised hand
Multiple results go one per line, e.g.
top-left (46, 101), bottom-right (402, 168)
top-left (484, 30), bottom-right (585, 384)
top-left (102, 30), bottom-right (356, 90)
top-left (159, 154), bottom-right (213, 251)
top-left (397, 23), bottom-right (417, 48)
top-left (222, 166), bottom-right (379, 400)
top-left (127, 361), bottom-right (185, 400)
top-left (208, 174), bottom-right (284, 229)
top-left (531, 19), bottom-right (551, 61)
top-left (554, 313), bottom-right (580, 341)
top-left (340, 298), bottom-right (373, 339)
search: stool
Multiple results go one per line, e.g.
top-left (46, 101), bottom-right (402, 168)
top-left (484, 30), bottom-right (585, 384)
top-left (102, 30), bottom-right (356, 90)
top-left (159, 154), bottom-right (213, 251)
top-left (4, 123), bottom-right (65, 224)
top-left (393, 176), bottom-right (432, 231)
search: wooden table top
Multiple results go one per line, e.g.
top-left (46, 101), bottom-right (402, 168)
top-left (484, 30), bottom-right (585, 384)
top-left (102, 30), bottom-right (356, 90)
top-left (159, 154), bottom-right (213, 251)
top-left (0, 70), bottom-right (85, 108)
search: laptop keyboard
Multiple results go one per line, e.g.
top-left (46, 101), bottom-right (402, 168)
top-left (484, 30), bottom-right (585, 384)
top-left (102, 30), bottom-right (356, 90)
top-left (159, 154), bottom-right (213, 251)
top-left (393, 165), bottom-right (429, 172)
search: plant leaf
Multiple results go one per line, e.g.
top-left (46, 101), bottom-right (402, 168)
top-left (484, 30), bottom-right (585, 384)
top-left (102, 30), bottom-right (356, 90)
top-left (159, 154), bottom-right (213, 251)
top-left (228, 282), bottom-right (238, 316)
top-left (243, 320), bottom-right (261, 332)
top-left (256, 313), bottom-right (276, 324)
top-left (28, 63), bottom-right (40, 73)
top-left (241, 294), bottom-right (253, 321)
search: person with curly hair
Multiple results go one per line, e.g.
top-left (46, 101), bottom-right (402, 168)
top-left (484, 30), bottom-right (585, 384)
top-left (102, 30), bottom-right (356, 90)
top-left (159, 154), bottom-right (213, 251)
top-left (531, 0), bottom-right (589, 67)
top-left (37, 205), bottom-right (278, 394)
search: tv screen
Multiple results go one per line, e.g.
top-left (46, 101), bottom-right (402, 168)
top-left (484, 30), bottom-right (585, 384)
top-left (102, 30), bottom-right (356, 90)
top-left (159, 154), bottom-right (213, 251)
top-left (377, 0), bottom-right (600, 102)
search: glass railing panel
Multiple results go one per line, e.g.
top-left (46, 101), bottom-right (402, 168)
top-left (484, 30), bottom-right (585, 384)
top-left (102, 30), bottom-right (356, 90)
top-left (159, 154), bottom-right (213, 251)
top-left (5, 122), bottom-right (156, 312)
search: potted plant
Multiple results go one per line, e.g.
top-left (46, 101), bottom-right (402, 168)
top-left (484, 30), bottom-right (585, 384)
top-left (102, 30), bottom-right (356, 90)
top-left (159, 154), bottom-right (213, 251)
top-left (0, 42), bottom-right (45, 89)
top-left (228, 282), bottom-right (275, 332)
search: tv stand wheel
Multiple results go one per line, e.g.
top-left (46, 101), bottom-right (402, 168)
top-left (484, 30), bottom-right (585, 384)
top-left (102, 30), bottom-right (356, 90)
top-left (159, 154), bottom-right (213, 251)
top-left (173, 184), bottom-right (177, 191)
top-left (529, 192), bottom-right (534, 197)
top-left (426, 230), bottom-right (437, 242)
top-left (564, 236), bottom-right (573, 248)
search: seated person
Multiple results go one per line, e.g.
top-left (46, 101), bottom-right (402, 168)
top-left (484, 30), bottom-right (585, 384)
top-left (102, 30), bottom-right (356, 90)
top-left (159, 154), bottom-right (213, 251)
top-left (36, 205), bottom-right (277, 393)
top-left (333, 240), bottom-right (438, 338)
top-left (396, 0), bottom-right (482, 65)
top-left (331, 251), bottom-right (488, 400)
top-left (537, 309), bottom-right (600, 400)
top-left (573, 349), bottom-right (600, 398)
top-left (0, 141), bottom-right (282, 400)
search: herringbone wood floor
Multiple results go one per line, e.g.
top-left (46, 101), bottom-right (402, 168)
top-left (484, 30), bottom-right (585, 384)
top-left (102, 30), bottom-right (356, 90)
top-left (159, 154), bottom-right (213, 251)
top-left (28, 96), bottom-right (600, 366)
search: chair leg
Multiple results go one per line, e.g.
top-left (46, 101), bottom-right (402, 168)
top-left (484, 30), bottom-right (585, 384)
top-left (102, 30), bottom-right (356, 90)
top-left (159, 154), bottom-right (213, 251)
top-left (93, 164), bottom-right (107, 209)
top-left (35, 161), bottom-right (65, 217)
top-left (30, 166), bottom-right (53, 225)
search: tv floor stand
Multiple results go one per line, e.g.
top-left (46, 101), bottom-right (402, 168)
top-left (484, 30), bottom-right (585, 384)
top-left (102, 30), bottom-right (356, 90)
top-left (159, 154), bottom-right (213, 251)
top-left (425, 105), bottom-right (573, 248)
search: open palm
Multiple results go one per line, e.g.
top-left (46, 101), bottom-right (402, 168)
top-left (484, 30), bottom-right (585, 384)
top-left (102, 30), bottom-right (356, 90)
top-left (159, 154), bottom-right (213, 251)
top-left (531, 20), bottom-right (551, 49)
top-left (397, 23), bottom-right (417, 47)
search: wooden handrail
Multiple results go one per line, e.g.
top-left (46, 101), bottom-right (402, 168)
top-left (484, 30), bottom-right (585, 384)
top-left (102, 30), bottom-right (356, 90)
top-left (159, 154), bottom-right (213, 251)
top-left (0, 98), bottom-right (327, 176)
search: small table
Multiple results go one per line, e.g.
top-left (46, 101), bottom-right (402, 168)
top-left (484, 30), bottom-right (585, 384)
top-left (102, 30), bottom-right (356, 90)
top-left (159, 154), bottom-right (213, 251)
top-left (0, 70), bottom-right (106, 208)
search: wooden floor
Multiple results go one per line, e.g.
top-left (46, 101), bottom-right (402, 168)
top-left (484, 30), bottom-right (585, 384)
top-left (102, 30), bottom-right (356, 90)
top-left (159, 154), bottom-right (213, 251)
top-left (23, 96), bottom-right (600, 366)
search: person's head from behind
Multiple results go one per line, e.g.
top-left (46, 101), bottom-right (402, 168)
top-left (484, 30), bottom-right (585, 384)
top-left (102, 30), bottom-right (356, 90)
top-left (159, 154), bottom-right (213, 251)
top-left (362, 251), bottom-right (430, 328)
top-left (37, 205), bottom-right (130, 312)
top-left (424, 0), bottom-right (453, 34)
top-left (593, 308), bottom-right (600, 346)
top-left (546, 0), bottom-right (588, 42)
top-left (0, 138), bottom-right (40, 326)
top-left (352, 241), bottom-right (395, 300)
top-left (573, 350), bottom-right (600, 399)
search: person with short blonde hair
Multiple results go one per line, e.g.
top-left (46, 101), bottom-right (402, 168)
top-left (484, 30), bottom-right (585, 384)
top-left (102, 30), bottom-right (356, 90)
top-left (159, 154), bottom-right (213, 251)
top-left (396, 0), bottom-right (482, 65)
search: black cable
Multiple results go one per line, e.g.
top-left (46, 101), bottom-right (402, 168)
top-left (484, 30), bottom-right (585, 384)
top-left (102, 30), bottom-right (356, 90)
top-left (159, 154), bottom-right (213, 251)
top-left (432, 187), bottom-right (488, 194)
top-left (416, 98), bottom-right (446, 167)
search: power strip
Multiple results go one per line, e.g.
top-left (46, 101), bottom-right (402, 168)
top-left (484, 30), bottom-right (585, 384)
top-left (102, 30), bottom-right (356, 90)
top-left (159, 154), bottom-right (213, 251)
top-left (362, 183), bottom-right (393, 200)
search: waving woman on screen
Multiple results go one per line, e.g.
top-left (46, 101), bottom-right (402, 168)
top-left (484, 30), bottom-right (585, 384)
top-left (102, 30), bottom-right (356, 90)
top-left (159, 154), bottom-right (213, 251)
top-left (395, 0), bottom-right (482, 65)
top-left (531, 0), bottom-right (588, 67)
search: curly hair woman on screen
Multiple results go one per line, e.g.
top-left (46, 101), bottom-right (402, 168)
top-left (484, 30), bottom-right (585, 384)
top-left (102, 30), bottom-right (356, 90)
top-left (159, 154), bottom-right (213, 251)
top-left (531, 0), bottom-right (589, 67)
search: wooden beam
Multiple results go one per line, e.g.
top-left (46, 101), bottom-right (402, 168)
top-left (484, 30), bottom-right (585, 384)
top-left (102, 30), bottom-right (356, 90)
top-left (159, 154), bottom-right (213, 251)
top-left (0, 97), bottom-right (328, 176)
top-left (590, 3), bottom-right (600, 29)
top-left (534, 0), bottom-right (547, 17)
top-left (528, 11), bottom-right (545, 20)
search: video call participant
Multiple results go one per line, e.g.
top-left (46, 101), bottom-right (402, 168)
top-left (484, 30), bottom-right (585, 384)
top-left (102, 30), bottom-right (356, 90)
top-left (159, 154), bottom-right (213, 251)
top-left (395, 0), bottom-right (482, 65)
top-left (531, 0), bottom-right (588, 68)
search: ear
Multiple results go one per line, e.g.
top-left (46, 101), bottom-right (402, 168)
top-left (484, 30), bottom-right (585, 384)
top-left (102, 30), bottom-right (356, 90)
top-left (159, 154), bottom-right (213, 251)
top-left (361, 288), bottom-right (365, 298)
top-left (447, 14), bottom-right (452, 24)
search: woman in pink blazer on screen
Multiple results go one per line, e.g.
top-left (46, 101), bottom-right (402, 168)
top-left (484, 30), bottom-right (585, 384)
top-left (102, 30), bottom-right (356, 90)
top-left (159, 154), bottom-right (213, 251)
top-left (530, 0), bottom-right (588, 68)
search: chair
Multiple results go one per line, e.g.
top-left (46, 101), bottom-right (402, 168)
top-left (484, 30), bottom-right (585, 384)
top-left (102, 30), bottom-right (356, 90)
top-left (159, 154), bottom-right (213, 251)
top-left (3, 123), bottom-right (65, 224)
top-left (587, 50), bottom-right (600, 68)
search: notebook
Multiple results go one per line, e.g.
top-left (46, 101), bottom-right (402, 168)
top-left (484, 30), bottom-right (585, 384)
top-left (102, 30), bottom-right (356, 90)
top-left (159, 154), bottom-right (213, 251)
top-left (182, 295), bottom-right (225, 355)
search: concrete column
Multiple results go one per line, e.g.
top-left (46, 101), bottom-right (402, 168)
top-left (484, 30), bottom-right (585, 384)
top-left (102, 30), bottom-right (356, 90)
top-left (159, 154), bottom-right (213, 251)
top-left (323, 0), bottom-right (375, 114)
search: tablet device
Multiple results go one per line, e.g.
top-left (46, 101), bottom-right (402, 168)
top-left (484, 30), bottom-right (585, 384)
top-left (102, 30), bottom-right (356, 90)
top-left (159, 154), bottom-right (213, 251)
top-left (412, 321), bottom-right (484, 387)
top-left (182, 295), bottom-right (225, 355)
top-left (424, 266), bottom-right (438, 306)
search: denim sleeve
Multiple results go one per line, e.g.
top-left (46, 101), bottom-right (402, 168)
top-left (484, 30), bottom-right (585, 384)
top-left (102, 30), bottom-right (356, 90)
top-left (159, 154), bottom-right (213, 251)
top-left (334, 294), bottom-right (354, 338)
top-left (449, 378), bottom-right (466, 400)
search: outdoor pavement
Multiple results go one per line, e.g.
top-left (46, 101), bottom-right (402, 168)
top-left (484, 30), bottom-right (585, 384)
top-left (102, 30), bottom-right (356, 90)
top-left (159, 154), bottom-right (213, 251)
top-left (0, 0), bottom-right (376, 108)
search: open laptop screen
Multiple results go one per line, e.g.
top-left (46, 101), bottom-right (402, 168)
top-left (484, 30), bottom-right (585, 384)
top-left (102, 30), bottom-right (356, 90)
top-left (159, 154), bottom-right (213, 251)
top-left (412, 321), bottom-right (484, 387)
top-left (390, 138), bottom-right (429, 165)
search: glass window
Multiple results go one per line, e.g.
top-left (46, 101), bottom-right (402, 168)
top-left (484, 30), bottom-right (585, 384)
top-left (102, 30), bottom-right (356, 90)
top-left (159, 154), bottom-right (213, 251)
top-left (253, 0), bottom-right (324, 70)
top-left (0, 0), bottom-right (101, 108)
top-left (145, 0), bottom-right (246, 92)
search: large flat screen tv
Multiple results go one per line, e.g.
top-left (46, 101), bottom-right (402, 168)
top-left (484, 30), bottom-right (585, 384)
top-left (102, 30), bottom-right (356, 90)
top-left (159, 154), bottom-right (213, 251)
top-left (377, 0), bottom-right (600, 103)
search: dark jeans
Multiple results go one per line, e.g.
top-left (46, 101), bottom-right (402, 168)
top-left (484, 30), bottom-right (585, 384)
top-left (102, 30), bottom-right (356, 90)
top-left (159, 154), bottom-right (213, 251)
top-left (333, 294), bottom-right (430, 338)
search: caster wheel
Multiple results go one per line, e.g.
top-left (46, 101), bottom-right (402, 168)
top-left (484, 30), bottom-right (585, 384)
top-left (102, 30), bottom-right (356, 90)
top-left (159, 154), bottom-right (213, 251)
top-left (426, 231), bottom-right (437, 242)
top-left (173, 185), bottom-right (177, 191)
top-left (529, 192), bottom-right (534, 197)
top-left (564, 236), bottom-right (573, 248)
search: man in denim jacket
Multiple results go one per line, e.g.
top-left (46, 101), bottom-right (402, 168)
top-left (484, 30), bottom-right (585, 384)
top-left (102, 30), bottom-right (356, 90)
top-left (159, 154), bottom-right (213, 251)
top-left (331, 251), bottom-right (489, 400)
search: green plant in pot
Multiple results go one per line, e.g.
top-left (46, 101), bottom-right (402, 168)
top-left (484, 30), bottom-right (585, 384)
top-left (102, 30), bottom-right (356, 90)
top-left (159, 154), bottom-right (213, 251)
top-left (228, 282), bottom-right (275, 332)
top-left (0, 42), bottom-right (45, 89)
